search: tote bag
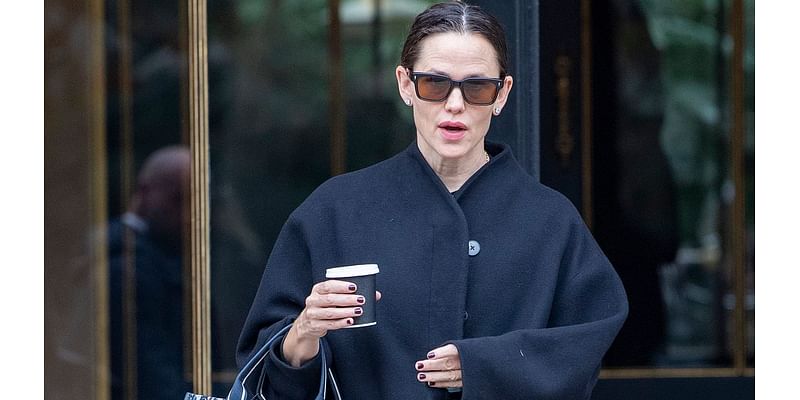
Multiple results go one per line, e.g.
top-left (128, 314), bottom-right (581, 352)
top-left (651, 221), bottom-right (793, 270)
top-left (184, 324), bottom-right (343, 400)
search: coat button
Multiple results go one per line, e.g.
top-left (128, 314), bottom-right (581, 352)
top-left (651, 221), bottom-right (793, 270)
top-left (463, 311), bottom-right (469, 320)
top-left (468, 240), bottom-right (480, 256)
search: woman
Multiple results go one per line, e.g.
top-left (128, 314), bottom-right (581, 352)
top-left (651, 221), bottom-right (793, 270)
top-left (237, 2), bottom-right (628, 399)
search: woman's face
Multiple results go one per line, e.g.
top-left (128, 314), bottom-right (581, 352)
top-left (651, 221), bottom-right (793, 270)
top-left (396, 32), bottom-right (513, 165)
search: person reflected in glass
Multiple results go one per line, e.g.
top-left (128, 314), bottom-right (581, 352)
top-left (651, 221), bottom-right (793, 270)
top-left (237, 2), bottom-right (628, 399)
top-left (108, 145), bottom-right (191, 400)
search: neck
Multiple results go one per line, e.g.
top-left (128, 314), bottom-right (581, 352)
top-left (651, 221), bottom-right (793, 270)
top-left (419, 144), bottom-right (489, 193)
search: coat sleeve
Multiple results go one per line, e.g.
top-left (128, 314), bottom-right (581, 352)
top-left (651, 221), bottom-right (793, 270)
top-left (236, 214), bottom-right (331, 400)
top-left (450, 219), bottom-right (628, 400)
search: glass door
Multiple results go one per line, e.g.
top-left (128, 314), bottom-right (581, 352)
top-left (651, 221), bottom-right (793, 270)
top-left (45, 0), bottom-right (201, 398)
top-left (525, 0), bottom-right (755, 397)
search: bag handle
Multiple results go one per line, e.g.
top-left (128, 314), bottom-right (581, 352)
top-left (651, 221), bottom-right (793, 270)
top-left (184, 323), bottom-right (342, 400)
top-left (237, 323), bottom-right (341, 400)
top-left (237, 324), bottom-right (293, 399)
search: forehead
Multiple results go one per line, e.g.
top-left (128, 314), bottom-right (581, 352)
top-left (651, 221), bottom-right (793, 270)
top-left (415, 32), bottom-right (500, 77)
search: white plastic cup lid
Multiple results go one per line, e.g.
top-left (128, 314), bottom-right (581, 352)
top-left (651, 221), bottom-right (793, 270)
top-left (325, 263), bottom-right (380, 278)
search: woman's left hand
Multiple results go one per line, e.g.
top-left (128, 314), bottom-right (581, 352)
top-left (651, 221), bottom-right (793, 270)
top-left (415, 344), bottom-right (463, 388)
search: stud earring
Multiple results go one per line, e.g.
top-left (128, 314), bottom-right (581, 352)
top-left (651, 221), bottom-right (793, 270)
top-left (494, 107), bottom-right (501, 115)
top-left (405, 99), bottom-right (412, 106)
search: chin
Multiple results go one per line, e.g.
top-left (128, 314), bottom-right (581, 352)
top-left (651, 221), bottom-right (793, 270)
top-left (433, 143), bottom-right (471, 160)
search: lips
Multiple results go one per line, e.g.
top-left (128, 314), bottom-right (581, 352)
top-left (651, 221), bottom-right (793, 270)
top-left (438, 121), bottom-right (467, 141)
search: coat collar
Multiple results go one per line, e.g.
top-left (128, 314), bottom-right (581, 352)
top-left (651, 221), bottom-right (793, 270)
top-left (404, 140), bottom-right (515, 201)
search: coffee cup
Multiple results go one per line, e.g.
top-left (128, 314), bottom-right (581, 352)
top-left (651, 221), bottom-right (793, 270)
top-left (325, 264), bottom-right (380, 328)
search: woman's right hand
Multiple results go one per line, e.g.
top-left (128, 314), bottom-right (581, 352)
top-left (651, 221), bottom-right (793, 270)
top-left (281, 280), bottom-right (379, 367)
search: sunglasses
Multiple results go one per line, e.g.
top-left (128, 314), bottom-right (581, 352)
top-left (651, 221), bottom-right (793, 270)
top-left (409, 71), bottom-right (504, 106)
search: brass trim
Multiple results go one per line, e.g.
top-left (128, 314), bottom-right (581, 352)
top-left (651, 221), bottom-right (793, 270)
top-left (118, 0), bottom-right (134, 213)
top-left (188, 0), bottom-right (213, 394)
top-left (600, 367), bottom-right (755, 379)
top-left (117, 0), bottom-right (137, 393)
top-left (554, 55), bottom-right (574, 168)
top-left (122, 227), bottom-right (138, 400)
top-left (580, 0), bottom-right (593, 230)
top-left (178, 0), bottom-right (194, 382)
top-left (329, 0), bottom-right (347, 176)
top-left (730, 0), bottom-right (747, 373)
top-left (89, 0), bottom-right (110, 398)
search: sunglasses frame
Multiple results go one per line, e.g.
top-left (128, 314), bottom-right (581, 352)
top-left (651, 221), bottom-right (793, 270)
top-left (409, 71), bottom-right (504, 106)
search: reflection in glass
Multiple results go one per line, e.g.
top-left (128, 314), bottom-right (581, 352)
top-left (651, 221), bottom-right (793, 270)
top-left (45, 2), bottom-right (109, 399)
top-left (45, 0), bottom-right (192, 398)
top-left (207, 0), bottom-right (334, 388)
top-left (599, 0), bottom-right (754, 368)
top-left (105, 0), bottom-right (191, 398)
top-left (107, 147), bottom-right (190, 400)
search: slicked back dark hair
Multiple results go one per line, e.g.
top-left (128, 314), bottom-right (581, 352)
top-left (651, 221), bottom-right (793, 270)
top-left (400, 1), bottom-right (510, 77)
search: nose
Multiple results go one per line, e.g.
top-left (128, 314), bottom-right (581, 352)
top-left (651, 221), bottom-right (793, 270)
top-left (444, 86), bottom-right (466, 113)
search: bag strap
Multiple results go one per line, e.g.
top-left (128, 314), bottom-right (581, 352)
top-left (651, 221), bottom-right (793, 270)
top-left (233, 323), bottom-right (342, 400)
top-left (184, 323), bottom-right (343, 400)
top-left (327, 367), bottom-right (342, 399)
top-left (228, 324), bottom-right (292, 400)
top-left (313, 337), bottom-right (343, 400)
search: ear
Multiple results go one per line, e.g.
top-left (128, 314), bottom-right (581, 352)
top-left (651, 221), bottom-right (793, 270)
top-left (395, 66), bottom-right (415, 105)
top-left (493, 75), bottom-right (514, 112)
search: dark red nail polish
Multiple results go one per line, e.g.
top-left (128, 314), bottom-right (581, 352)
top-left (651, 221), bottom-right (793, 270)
top-left (354, 308), bottom-right (363, 315)
top-left (418, 373), bottom-right (426, 380)
top-left (357, 296), bottom-right (365, 304)
top-left (416, 362), bottom-right (424, 370)
top-left (348, 284), bottom-right (356, 291)
top-left (347, 318), bottom-right (353, 325)
top-left (427, 382), bottom-right (434, 387)
top-left (427, 352), bottom-right (435, 359)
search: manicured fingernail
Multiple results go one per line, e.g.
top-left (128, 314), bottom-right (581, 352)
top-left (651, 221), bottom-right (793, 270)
top-left (418, 373), bottom-right (426, 380)
top-left (427, 352), bottom-right (435, 359)
top-left (354, 308), bottom-right (363, 315)
top-left (348, 284), bottom-right (356, 291)
top-left (357, 296), bottom-right (365, 304)
top-left (427, 381), bottom-right (434, 386)
top-left (347, 318), bottom-right (354, 325)
top-left (416, 362), bottom-right (424, 370)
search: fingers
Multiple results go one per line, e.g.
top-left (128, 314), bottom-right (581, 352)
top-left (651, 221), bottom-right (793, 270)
top-left (415, 344), bottom-right (463, 388)
top-left (314, 281), bottom-right (381, 297)
top-left (313, 279), bottom-right (358, 295)
top-left (297, 280), bottom-right (365, 339)
top-left (307, 280), bottom-right (363, 307)
top-left (305, 293), bottom-right (365, 308)
top-left (304, 306), bottom-right (363, 321)
top-left (415, 356), bottom-right (461, 372)
top-left (294, 310), bottom-right (355, 338)
top-left (426, 344), bottom-right (459, 359)
top-left (416, 370), bottom-right (462, 388)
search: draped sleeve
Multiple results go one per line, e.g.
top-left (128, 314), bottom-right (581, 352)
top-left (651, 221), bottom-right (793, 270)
top-left (450, 215), bottom-right (628, 400)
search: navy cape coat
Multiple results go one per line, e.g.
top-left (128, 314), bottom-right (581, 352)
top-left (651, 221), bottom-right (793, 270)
top-left (237, 141), bottom-right (628, 400)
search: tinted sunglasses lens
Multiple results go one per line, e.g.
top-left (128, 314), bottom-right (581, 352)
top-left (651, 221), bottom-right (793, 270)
top-left (416, 75), bottom-right (451, 101)
top-left (463, 80), bottom-right (499, 104)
